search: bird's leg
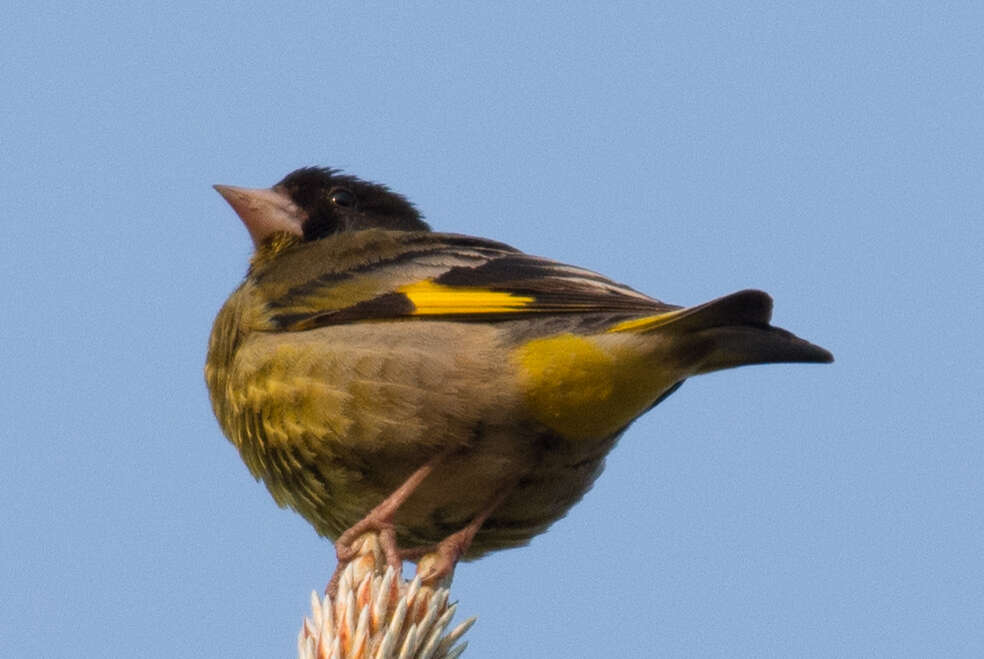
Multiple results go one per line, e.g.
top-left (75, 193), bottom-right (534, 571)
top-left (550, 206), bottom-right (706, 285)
top-left (327, 450), bottom-right (449, 596)
top-left (406, 482), bottom-right (516, 586)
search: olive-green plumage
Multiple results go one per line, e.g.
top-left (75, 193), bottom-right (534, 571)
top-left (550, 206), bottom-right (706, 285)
top-left (206, 167), bottom-right (832, 558)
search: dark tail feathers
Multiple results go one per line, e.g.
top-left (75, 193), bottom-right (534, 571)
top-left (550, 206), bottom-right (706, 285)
top-left (672, 290), bottom-right (833, 374)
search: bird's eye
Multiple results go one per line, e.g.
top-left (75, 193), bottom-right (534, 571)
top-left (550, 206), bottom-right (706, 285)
top-left (328, 188), bottom-right (356, 208)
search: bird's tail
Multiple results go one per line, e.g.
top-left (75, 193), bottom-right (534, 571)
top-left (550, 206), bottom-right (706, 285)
top-left (613, 289), bottom-right (833, 374)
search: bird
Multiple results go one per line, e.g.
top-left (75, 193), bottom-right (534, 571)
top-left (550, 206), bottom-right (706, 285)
top-left (205, 166), bottom-right (833, 585)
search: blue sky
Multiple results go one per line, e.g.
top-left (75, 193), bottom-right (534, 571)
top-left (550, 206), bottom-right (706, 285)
top-left (2, 3), bottom-right (981, 657)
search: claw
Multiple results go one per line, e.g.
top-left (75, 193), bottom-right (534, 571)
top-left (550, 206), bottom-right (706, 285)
top-left (324, 455), bottom-right (516, 597)
top-left (325, 451), bottom-right (449, 596)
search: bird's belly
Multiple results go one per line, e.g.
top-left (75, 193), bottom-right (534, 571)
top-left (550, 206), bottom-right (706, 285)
top-left (222, 322), bottom-right (629, 557)
top-left (388, 425), bottom-right (620, 557)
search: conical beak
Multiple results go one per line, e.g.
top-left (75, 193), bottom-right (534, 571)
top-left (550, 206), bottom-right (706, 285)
top-left (214, 184), bottom-right (306, 247)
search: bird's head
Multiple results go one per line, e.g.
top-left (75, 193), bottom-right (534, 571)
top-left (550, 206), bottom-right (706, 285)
top-left (214, 167), bottom-right (429, 248)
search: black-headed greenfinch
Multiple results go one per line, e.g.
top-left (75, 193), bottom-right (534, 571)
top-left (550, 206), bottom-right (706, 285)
top-left (205, 167), bottom-right (832, 578)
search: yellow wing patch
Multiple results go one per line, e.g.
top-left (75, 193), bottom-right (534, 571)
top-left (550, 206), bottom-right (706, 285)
top-left (398, 280), bottom-right (535, 315)
top-left (605, 308), bottom-right (688, 333)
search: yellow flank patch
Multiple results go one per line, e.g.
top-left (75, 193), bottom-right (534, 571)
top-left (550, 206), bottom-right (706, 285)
top-left (514, 333), bottom-right (664, 441)
top-left (398, 280), bottom-right (534, 315)
top-left (605, 308), bottom-right (687, 334)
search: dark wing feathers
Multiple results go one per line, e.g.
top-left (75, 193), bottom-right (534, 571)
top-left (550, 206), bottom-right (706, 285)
top-left (264, 232), bottom-right (676, 331)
